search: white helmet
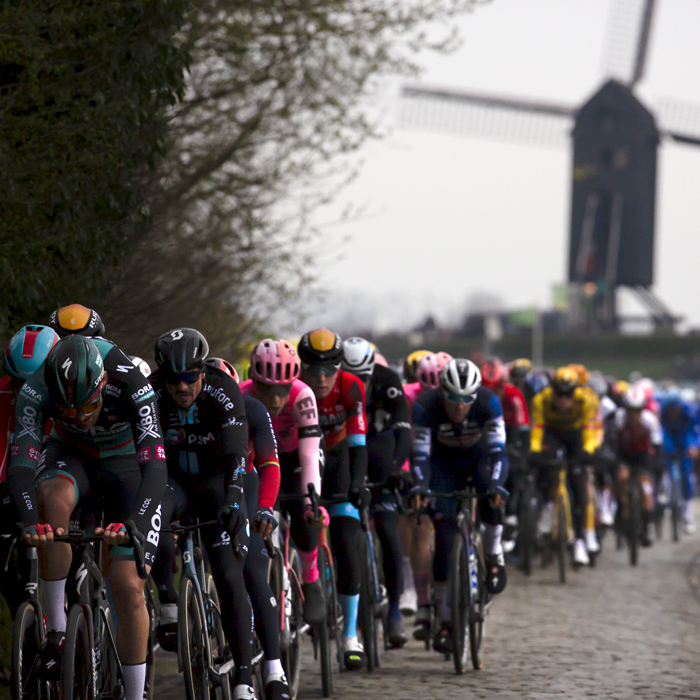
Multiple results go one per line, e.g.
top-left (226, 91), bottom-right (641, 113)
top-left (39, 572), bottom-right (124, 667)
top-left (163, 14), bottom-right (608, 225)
top-left (622, 385), bottom-right (647, 410)
top-left (440, 359), bottom-right (481, 398)
top-left (341, 337), bottom-right (375, 378)
top-left (130, 356), bottom-right (152, 378)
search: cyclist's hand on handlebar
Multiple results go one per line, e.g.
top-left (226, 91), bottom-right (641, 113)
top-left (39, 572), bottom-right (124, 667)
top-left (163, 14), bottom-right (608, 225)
top-left (409, 486), bottom-right (429, 512)
top-left (95, 522), bottom-right (130, 547)
top-left (253, 507), bottom-right (278, 538)
top-left (303, 505), bottom-right (329, 529)
top-left (218, 504), bottom-right (246, 538)
top-left (349, 485), bottom-right (372, 511)
top-left (489, 494), bottom-right (505, 508)
top-left (22, 523), bottom-right (54, 546)
top-left (689, 447), bottom-right (699, 460)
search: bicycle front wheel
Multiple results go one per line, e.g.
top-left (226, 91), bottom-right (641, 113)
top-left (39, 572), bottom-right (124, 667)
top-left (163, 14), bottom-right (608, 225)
top-left (518, 482), bottom-right (537, 576)
top-left (556, 496), bottom-right (567, 583)
top-left (94, 598), bottom-right (122, 700)
top-left (205, 575), bottom-right (232, 700)
top-left (11, 601), bottom-right (44, 700)
top-left (179, 577), bottom-right (210, 700)
top-left (358, 536), bottom-right (378, 672)
top-left (468, 534), bottom-right (487, 671)
top-left (63, 604), bottom-right (95, 700)
top-left (315, 545), bottom-right (333, 697)
top-left (449, 532), bottom-right (469, 675)
top-left (628, 483), bottom-right (640, 567)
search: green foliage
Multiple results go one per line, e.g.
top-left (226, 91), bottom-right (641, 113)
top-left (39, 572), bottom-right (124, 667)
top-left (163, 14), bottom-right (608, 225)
top-left (0, 0), bottom-right (189, 339)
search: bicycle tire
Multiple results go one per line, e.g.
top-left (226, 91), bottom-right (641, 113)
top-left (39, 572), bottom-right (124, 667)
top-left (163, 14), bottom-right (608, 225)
top-left (468, 534), bottom-right (486, 671)
top-left (179, 576), bottom-right (209, 700)
top-left (63, 605), bottom-right (95, 700)
top-left (144, 576), bottom-right (157, 700)
top-left (449, 533), bottom-right (468, 675)
top-left (284, 550), bottom-right (304, 700)
top-left (94, 598), bottom-right (122, 700)
top-left (671, 473), bottom-right (681, 543)
top-left (358, 536), bottom-right (378, 672)
top-left (628, 482), bottom-right (640, 567)
top-left (205, 575), bottom-right (232, 700)
top-left (557, 496), bottom-right (567, 583)
top-left (518, 483), bottom-right (536, 576)
top-left (11, 601), bottom-right (45, 700)
top-left (316, 546), bottom-right (333, 697)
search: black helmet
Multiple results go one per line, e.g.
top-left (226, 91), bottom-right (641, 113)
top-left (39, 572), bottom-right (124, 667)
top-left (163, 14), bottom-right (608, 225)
top-left (48, 304), bottom-right (105, 338)
top-left (154, 328), bottom-right (209, 374)
top-left (45, 336), bottom-right (105, 408)
top-left (297, 328), bottom-right (343, 365)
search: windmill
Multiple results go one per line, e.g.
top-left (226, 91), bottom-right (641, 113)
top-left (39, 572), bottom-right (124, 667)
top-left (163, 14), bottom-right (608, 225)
top-left (399, 0), bottom-right (700, 333)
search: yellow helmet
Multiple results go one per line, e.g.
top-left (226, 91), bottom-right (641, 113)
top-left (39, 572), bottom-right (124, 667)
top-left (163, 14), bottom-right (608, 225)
top-left (403, 350), bottom-right (431, 383)
top-left (568, 363), bottom-right (590, 386)
top-left (552, 366), bottom-right (579, 395)
top-left (509, 358), bottom-right (532, 380)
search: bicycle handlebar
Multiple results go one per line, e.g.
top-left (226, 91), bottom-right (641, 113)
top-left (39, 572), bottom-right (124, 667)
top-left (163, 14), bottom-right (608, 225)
top-left (168, 519), bottom-right (243, 560)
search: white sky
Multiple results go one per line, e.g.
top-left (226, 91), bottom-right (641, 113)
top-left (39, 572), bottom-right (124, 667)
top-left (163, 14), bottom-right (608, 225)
top-left (303, 0), bottom-right (700, 334)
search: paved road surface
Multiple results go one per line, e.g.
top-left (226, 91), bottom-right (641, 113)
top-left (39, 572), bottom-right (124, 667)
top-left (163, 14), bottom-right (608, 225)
top-left (155, 522), bottom-right (700, 700)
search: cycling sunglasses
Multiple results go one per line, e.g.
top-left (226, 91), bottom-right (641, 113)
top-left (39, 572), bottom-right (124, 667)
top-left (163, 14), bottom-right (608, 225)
top-left (58, 382), bottom-right (105, 418)
top-left (301, 362), bottom-right (341, 378)
top-left (256, 382), bottom-right (293, 398)
top-left (164, 370), bottom-right (202, 385)
top-left (442, 390), bottom-right (477, 406)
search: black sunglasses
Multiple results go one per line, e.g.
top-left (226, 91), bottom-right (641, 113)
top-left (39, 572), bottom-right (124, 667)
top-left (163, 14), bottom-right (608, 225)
top-left (164, 370), bottom-right (202, 385)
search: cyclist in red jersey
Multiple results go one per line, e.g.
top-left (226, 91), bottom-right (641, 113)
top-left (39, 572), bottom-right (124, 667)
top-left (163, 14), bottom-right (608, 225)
top-left (1, 325), bottom-right (59, 614)
top-left (298, 328), bottom-right (368, 670)
top-left (240, 339), bottom-right (327, 626)
top-left (481, 358), bottom-right (529, 553)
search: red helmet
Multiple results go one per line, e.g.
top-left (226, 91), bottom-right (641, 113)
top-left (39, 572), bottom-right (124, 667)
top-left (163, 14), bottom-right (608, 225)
top-left (206, 357), bottom-right (239, 382)
top-left (250, 339), bottom-right (300, 385)
top-left (417, 352), bottom-right (453, 391)
top-left (480, 359), bottom-right (506, 391)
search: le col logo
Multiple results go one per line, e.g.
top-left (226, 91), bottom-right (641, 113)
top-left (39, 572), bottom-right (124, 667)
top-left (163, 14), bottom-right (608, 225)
top-left (21, 384), bottom-right (42, 403)
top-left (204, 384), bottom-right (234, 411)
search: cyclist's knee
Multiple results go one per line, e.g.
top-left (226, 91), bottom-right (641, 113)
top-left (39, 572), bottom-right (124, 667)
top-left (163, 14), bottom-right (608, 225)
top-left (108, 561), bottom-right (146, 613)
top-left (37, 478), bottom-right (76, 524)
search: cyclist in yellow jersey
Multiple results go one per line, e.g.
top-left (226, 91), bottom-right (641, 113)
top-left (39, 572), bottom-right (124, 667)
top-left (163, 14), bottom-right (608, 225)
top-left (530, 367), bottom-right (600, 566)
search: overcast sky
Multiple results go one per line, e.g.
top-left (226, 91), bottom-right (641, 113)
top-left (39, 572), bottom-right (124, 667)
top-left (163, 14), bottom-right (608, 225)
top-left (301, 0), bottom-right (700, 335)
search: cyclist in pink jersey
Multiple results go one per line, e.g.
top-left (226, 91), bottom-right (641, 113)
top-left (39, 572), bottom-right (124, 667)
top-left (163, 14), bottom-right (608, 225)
top-left (240, 339), bottom-right (327, 624)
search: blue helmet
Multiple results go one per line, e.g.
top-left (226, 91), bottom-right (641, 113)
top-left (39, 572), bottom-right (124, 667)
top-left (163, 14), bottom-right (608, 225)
top-left (3, 325), bottom-right (60, 380)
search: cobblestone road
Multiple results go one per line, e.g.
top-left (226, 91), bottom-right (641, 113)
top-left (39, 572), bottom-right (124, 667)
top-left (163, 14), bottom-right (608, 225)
top-left (155, 522), bottom-right (700, 700)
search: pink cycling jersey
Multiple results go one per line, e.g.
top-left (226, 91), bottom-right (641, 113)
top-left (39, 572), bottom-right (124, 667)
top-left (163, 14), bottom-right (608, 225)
top-left (404, 382), bottom-right (423, 416)
top-left (240, 378), bottom-right (322, 502)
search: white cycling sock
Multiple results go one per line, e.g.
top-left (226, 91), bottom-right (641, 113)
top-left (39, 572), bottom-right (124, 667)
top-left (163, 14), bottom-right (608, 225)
top-left (122, 662), bottom-right (146, 700)
top-left (402, 556), bottom-right (415, 592)
top-left (483, 524), bottom-right (503, 557)
top-left (264, 659), bottom-right (284, 679)
top-left (41, 578), bottom-right (67, 633)
top-left (233, 684), bottom-right (255, 700)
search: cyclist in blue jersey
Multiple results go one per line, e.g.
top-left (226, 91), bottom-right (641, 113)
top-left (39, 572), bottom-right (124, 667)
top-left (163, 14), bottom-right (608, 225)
top-left (410, 359), bottom-right (509, 653)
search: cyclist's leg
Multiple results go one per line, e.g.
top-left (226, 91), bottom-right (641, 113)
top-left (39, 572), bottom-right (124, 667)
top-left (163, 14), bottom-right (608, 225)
top-left (196, 474), bottom-right (254, 691)
top-left (34, 441), bottom-right (88, 635)
top-left (0, 484), bottom-right (29, 617)
top-left (242, 468), bottom-right (288, 696)
top-left (561, 431), bottom-right (587, 542)
top-left (681, 435), bottom-right (696, 528)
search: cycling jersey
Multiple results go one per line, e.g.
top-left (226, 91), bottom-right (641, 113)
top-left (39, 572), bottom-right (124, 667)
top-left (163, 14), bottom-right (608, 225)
top-left (8, 339), bottom-right (166, 536)
top-left (411, 387), bottom-right (508, 493)
top-left (243, 394), bottom-right (280, 510)
top-left (318, 370), bottom-right (367, 450)
top-left (152, 365), bottom-right (249, 497)
top-left (501, 383), bottom-right (529, 429)
top-left (403, 381), bottom-right (422, 415)
top-left (239, 378), bottom-right (322, 502)
top-left (613, 408), bottom-right (662, 456)
top-left (530, 386), bottom-right (600, 455)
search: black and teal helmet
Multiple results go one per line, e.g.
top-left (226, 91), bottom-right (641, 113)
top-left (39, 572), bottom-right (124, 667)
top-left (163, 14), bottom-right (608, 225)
top-left (154, 328), bottom-right (209, 375)
top-left (44, 336), bottom-right (105, 407)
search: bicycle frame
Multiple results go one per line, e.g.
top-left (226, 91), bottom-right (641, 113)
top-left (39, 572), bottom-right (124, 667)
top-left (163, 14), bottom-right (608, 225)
top-left (551, 466), bottom-right (574, 543)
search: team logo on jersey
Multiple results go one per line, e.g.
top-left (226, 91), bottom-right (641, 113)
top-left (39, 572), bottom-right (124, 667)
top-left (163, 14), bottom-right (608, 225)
top-left (165, 428), bottom-right (186, 445)
top-left (136, 405), bottom-right (160, 443)
top-left (131, 385), bottom-right (155, 403)
top-left (156, 446), bottom-right (166, 460)
top-left (136, 447), bottom-right (151, 463)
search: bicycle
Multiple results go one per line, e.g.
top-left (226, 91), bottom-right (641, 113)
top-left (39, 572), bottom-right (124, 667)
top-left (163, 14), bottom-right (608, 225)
top-left (427, 488), bottom-right (492, 675)
top-left (666, 451), bottom-right (685, 543)
top-left (169, 519), bottom-right (243, 700)
top-left (614, 461), bottom-right (644, 566)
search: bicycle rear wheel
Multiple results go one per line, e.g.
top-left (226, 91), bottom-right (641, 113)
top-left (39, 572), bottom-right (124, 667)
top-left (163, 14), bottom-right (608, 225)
top-left (468, 534), bottom-right (487, 671)
top-left (63, 605), bottom-right (94, 700)
top-left (11, 601), bottom-right (45, 700)
top-left (316, 546), bottom-right (333, 698)
top-left (449, 533), bottom-right (469, 675)
top-left (359, 535), bottom-right (379, 671)
top-left (179, 577), bottom-right (210, 700)
top-left (205, 575), bottom-right (232, 700)
top-left (557, 496), bottom-right (567, 583)
top-left (518, 483), bottom-right (537, 576)
top-left (627, 483), bottom-right (640, 567)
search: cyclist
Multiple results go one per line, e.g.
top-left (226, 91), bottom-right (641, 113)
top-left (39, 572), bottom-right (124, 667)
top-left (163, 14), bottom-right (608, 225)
top-left (659, 389), bottom-right (699, 534)
top-left (341, 337), bottom-right (411, 648)
top-left (403, 350), bottom-right (431, 385)
top-left (1, 325), bottom-right (59, 616)
top-left (47, 303), bottom-right (105, 338)
top-left (148, 330), bottom-right (258, 700)
top-left (530, 366), bottom-right (600, 566)
top-left (298, 328), bottom-right (368, 670)
top-left (480, 359), bottom-right (529, 554)
top-left (411, 359), bottom-right (509, 653)
top-left (612, 385), bottom-right (663, 546)
top-left (403, 351), bottom-right (452, 639)
top-left (7, 335), bottom-right (166, 700)
top-left (239, 339), bottom-right (327, 626)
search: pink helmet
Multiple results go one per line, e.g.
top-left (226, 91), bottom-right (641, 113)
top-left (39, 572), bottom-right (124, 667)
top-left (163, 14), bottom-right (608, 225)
top-left (206, 357), bottom-right (239, 382)
top-left (417, 352), bottom-right (453, 391)
top-left (375, 352), bottom-right (389, 368)
top-left (250, 339), bottom-right (300, 385)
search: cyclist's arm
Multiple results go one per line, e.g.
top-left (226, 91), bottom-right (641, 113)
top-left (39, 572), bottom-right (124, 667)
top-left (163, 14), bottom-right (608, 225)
top-left (291, 384), bottom-right (322, 505)
top-left (384, 370), bottom-right (412, 474)
top-left (343, 373), bottom-right (368, 491)
top-left (245, 395), bottom-right (280, 510)
top-left (410, 400), bottom-right (431, 489)
top-left (484, 392), bottom-right (509, 493)
top-left (217, 375), bottom-right (250, 502)
top-left (529, 391), bottom-right (545, 453)
top-left (581, 392), bottom-right (601, 455)
top-left (7, 376), bottom-right (51, 526)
